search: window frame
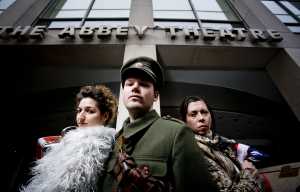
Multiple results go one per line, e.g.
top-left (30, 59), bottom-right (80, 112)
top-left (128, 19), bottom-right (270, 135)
top-left (35, 0), bottom-right (130, 29)
top-left (0, 0), bottom-right (16, 14)
top-left (153, 0), bottom-right (245, 29)
top-left (262, 0), bottom-right (300, 33)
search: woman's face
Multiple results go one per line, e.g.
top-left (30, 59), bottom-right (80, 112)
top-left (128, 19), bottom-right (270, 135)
top-left (185, 100), bottom-right (212, 136)
top-left (76, 97), bottom-right (107, 128)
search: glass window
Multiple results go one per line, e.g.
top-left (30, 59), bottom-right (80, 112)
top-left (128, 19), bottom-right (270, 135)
top-left (153, 0), bottom-right (194, 21)
top-left (38, 0), bottom-right (131, 28)
top-left (55, 10), bottom-right (86, 18)
top-left (92, 0), bottom-right (131, 9)
top-left (288, 25), bottom-right (300, 32)
top-left (276, 15), bottom-right (297, 23)
top-left (192, 0), bottom-right (223, 11)
top-left (84, 20), bottom-right (129, 27)
top-left (202, 22), bottom-right (233, 29)
top-left (0, 0), bottom-right (16, 15)
top-left (60, 0), bottom-right (92, 9)
top-left (192, 0), bottom-right (240, 21)
top-left (88, 10), bottom-right (130, 18)
top-left (153, 0), bottom-right (191, 10)
top-left (262, 0), bottom-right (300, 33)
top-left (262, 1), bottom-right (287, 14)
top-left (0, 0), bottom-right (16, 9)
top-left (155, 21), bottom-right (199, 28)
top-left (196, 11), bottom-right (227, 20)
top-left (154, 10), bottom-right (195, 19)
top-left (281, 1), bottom-right (300, 15)
top-left (48, 21), bottom-right (81, 28)
top-left (154, 0), bottom-right (242, 29)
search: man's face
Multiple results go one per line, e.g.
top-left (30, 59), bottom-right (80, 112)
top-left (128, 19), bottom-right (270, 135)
top-left (186, 100), bottom-right (212, 136)
top-left (123, 76), bottom-right (158, 116)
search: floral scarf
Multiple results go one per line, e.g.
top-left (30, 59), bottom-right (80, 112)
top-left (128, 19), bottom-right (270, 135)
top-left (194, 130), bottom-right (240, 180)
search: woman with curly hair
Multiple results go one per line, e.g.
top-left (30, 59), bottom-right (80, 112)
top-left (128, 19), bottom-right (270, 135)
top-left (21, 84), bottom-right (118, 192)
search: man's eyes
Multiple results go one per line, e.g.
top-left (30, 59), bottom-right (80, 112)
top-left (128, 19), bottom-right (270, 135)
top-left (125, 81), bottom-right (151, 87)
top-left (140, 82), bottom-right (151, 87)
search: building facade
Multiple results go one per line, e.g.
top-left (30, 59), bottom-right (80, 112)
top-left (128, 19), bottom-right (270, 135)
top-left (1, 0), bottom-right (300, 191)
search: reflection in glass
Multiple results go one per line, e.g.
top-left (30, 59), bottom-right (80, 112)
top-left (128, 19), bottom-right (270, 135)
top-left (153, 0), bottom-right (241, 29)
top-left (262, 1), bottom-right (287, 14)
top-left (276, 15), bottom-right (297, 23)
top-left (196, 11), bottom-right (227, 20)
top-left (84, 21), bottom-right (129, 27)
top-left (88, 10), bottom-right (129, 18)
top-left (61, 0), bottom-right (92, 9)
top-left (288, 26), bottom-right (300, 33)
top-left (41, 0), bottom-right (131, 28)
top-left (48, 21), bottom-right (81, 28)
top-left (153, 10), bottom-right (195, 19)
top-left (43, 0), bottom-right (91, 18)
top-left (202, 22), bottom-right (232, 29)
top-left (282, 1), bottom-right (300, 15)
top-left (154, 21), bottom-right (199, 28)
top-left (0, 0), bottom-right (16, 9)
top-left (153, 0), bottom-right (191, 10)
top-left (262, 0), bottom-right (300, 33)
top-left (92, 0), bottom-right (131, 9)
top-left (55, 10), bottom-right (86, 18)
top-left (192, 0), bottom-right (222, 11)
top-left (193, 0), bottom-right (239, 21)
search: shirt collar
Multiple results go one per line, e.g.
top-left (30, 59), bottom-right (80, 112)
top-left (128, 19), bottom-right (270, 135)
top-left (123, 110), bottom-right (159, 139)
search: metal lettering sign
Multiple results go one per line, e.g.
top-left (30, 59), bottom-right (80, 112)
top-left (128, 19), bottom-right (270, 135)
top-left (0, 25), bottom-right (283, 43)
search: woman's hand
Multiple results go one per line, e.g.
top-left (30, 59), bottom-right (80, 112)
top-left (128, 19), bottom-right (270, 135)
top-left (242, 160), bottom-right (258, 175)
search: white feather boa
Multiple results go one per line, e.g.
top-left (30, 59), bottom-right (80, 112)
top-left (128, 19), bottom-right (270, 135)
top-left (20, 126), bottom-right (115, 192)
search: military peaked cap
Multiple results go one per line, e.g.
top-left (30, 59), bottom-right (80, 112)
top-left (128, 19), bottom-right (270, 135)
top-left (120, 56), bottom-right (164, 89)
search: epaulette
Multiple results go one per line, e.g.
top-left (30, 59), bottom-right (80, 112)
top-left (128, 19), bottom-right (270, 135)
top-left (162, 115), bottom-right (185, 125)
top-left (115, 129), bottom-right (123, 139)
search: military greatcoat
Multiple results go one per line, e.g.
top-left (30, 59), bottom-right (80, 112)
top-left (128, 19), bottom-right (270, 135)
top-left (100, 110), bottom-right (218, 192)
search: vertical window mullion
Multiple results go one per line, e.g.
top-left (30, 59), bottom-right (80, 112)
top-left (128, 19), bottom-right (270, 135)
top-left (224, 0), bottom-right (248, 28)
top-left (80, 0), bottom-right (96, 27)
top-left (33, 0), bottom-right (61, 25)
top-left (188, 0), bottom-right (202, 28)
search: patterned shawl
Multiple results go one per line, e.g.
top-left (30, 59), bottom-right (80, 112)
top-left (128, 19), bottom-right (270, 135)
top-left (194, 130), bottom-right (240, 180)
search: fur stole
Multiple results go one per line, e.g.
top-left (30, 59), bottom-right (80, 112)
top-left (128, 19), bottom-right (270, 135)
top-left (20, 126), bottom-right (115, 192)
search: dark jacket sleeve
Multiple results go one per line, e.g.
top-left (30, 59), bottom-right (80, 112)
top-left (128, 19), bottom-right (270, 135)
top-left (172, 125), bottom-right (219, 192)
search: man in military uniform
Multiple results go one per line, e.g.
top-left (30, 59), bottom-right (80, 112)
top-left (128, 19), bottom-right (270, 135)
top-left (101, 56), bottom-right (218, 192)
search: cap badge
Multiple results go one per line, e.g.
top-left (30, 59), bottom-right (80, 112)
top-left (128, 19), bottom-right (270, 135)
top-left (133, 62), bottom-right (144, 68)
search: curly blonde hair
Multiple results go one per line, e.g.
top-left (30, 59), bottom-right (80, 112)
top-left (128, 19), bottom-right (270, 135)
top-left (76, 85), bottom-right (118, 125)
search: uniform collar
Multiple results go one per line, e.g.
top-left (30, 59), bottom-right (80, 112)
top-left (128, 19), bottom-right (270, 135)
top-left (123, 110), bottom-right (159, 139)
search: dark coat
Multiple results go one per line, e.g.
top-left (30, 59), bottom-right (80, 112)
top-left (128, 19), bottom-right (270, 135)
top-left (100, 110), bottom-right (218, 192)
